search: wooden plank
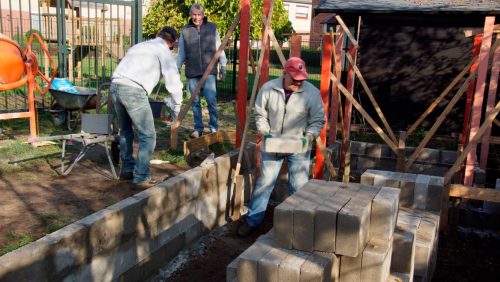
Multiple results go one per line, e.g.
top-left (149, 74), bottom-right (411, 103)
top-left (494, 119), bottom-right (500, 127)
top-left (335, 15), bottom-right (359, 49)
top-left (291, 35), bottom-right (302, 57)
top-left (330, 73), bottom-right (398, 154)
top-left (328, 27), bottom-right (344, 144)
top-left (183, 130), bottom-right (258, 158)
top-left (444, 100), bottom-right (500, 184)
top-left (480, 33), bottom-right (500, 169)
top-left (405, 69), bottom-right (478, 171)
top-left (449, 184), bottom-right (500, 203)
top-left (345, 53), bottom-right (397, 144)
top-left (490, 136), bottom-right (500, 144)
top-left (264, 15), bottom-right (286, 66)
top-left (396, 131), bottom-right (406, 172)
top-left (231, 175), bottom-right (245, 221)
top-left (464, 16), bottom-right (496, 186)
top-left (171, 12), bottom-right (240, 148)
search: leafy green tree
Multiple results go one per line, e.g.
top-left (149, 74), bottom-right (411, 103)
top-left (142, 0), bottom-right (293, 41)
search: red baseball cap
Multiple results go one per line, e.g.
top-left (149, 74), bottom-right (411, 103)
top-left (285, 57), bottom-right (308, 80)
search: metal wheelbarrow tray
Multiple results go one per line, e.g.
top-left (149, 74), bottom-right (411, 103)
top-left (49, 86), bottom-right (98, 111)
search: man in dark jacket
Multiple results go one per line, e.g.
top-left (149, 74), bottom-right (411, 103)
top-left (177, 3), bottom-right (227, 138)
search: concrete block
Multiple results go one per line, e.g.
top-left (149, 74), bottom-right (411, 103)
top-left (484, 179), bottom-right (500, 213)
top-left (374, 171), bottom-right (400, 189)
top-left (178, 166), bottom-right (203, 201)
top-left (75, 197), bottom-right (141, 256)
top-left (361, 238), bottom-right (393, 282)
top-left (300, 252), bottom-right (332, 282)
top-left (264, 136), bottom-right (307, 154)
top-left (391, 227), bottom-right (416, 276)
top-left (416, 148), bottom-right (440, 164)
top-left (340, 253), bottom-right (362, 282)
top-left (336, 196), bottom-right (371, 257)
top-left (440, 150), bottom-right (457, 165)
top-left (414, 174), bottom-right (430, 210)
top-left (398, 173), bottom-right (416, 208)
top-left (426, 176), bottom-right (444, 212)
top-left (237, 241), bottom-right (273, 282)
top-left (293, 198), bottom-right (320, 252)
top-left (350, 141), bottom-right (366, 155)
top-left (138, 178), bottom-right (186, 225)
top-left (379, 157), bottom-right (397, 171)
top-left (473, 167), bottom-right (487, 186)
top-left (274, 192), bottom-right (309, 249)
top-left (371, 187), bottom-right (400, 241)
top-left (315, 251), bottom-right (340, 282)
top-left (274, 199), bottom-right (299, 249)
top-left (360, 169), bottom-right (376, 185)
top-left (258, 247), bottom-right (289, 282)
top-left (365, 143), bottom-right (383, 158)
top-left (314, 192), bottom-right (350, 252)
top-left (0, 236), bottom-right (54, 282)
top-left (356, 156), bottom-right (381, 172)
top-left (227, 257), bottom-right (240, 282)
top-left (278, 249), bottom-right (310, 282)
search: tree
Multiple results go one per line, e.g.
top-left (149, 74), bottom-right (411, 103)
top-left (142, 0), bottom-right (293, 41)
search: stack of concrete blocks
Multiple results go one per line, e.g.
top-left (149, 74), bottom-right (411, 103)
top-left (227, 180), bottom-right (401, 281)
top-left (360, 169), bottom-right (443, 282)
top-left (326, 141), bottom-right (458, 180)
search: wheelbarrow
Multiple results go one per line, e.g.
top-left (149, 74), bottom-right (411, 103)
top-left (48, 84), bottom-right (110, 131)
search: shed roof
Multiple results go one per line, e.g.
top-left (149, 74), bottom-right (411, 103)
top-left (315, 0), bottom-right (499, 15)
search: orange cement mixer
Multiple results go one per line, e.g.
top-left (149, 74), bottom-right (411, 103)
top-left (0, 32), bottom-right (57, 139)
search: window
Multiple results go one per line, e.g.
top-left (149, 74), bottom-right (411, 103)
top-left (295, 5), bottom-right (309, 19)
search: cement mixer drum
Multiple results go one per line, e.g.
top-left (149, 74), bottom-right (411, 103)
top-left (0, 36), bottom-right (25, 84)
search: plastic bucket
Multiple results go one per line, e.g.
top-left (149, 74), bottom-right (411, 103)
top-left (149, 101), bottom-right (164, 118)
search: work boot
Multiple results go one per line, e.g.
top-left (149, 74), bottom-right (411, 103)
top-left (132, 178), bottom-right (158, 190)
top-left (237, 222), bottom-right (255, 238)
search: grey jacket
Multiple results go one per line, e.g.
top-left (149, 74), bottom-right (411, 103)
top-left (254, 76), bottom-right (326, 138)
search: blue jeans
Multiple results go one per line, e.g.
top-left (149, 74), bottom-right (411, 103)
top-left (246, 150), bottom-right (311, 227)
top-left (110, 82), bottom-right (156, 184)
top-left (188, 75), bottom-right (218, 134)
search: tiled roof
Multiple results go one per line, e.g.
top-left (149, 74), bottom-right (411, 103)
top-left (315, 0), bottom-right (500, 14)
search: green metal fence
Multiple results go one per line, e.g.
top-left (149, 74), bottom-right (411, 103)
top-left (0, 0), bottom-right (141, 112)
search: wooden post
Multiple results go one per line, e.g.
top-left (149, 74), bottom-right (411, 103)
top-left (479, 33), bottom-right (500, 169)
top-left (290, 35), bottom-right (302, 58)
top-left (313, 33), bottom-right (332, 179)
top-left (328, 27), bottom-right (344, 144)
top-left (464, 16), bottom-right (495, 186)
top-left (342, 140), bottom-right (351, 183)
top-left (396, 131), bottom-right (406, 172)
top-left (259, 0), bottom-right (272, 88)
top-left (236, 0), bottom-right (250, 148)
top-left (461, 34), bottom-right (482, 149)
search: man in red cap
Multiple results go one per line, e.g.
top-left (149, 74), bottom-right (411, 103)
top-left (238, 57), bottom-right (326, 237)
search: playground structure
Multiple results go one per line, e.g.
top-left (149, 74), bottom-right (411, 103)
top-left (38, 0), bottom-right (132, 81)
top-left (0, 32), bottom-right (56, 139)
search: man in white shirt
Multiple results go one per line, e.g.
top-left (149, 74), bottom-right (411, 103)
top-left (110, 26), bottom-right (183, 189)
